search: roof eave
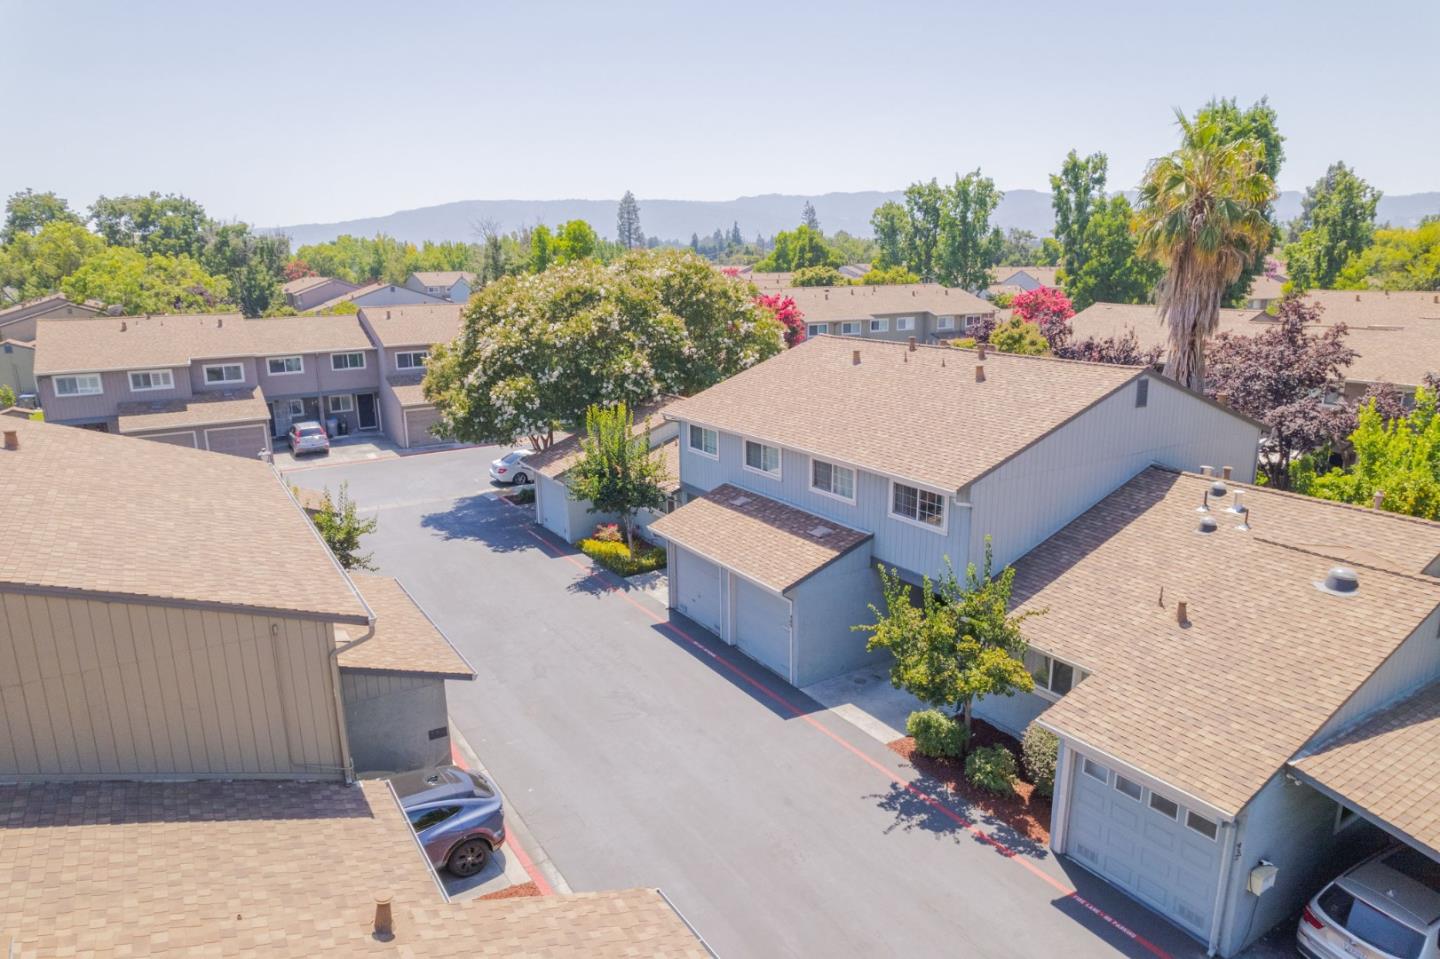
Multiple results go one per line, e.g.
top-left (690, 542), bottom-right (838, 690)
top-left (0, 580), bottom-right (372, 627)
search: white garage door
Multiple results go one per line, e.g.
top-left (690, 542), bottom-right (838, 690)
top-left (1067, 755), bottom-right (1223, 937)
top-left (674, 548), bottom-right (722, 635)
top-left (205, 424), bottom-right (269, 459)
top-left (734, 577), bottom-right (790, 680)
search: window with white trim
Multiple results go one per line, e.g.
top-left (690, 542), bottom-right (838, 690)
top-left (1082, 758), bottom-right (1109, 783)
top-left (1024, 650), bottom-right (1080, 697)
top-left (838, 321), bottom-right (861, 336)
top-left (687, 424), bottom-right (718, 458)
top-left (267, 355), bottom-right (303, 375)
top-left (395, 350), bottom-right (429, 370)
top-left (895, 316), bottom-right (915, 331)
top-left (1186, 811), bottom-right (1219, 840)
top-left (331, 352), bottom-right (366, 371)
top-left (806, 323), bottom-right (829, 337)
top-left (935, 316), bottom-right (955, 331)
top-left (891, 481), bottom-right (944, 529)
top-left (327, 394), bottom-right (355, 413)
top-left (870, 318), bottom-right (889, 333)
top-left (811, 459), bottom-right (855, 501)
top-left (283, 398), bottom-right (305, 417)
top-left (1149, 793), bottom-right (1180, 820)
top-left (204, 364), bottom-right (244, 384)
top-left (1115, 776), bottom-right (1143, 801)
top-left (54, 374), bottom-right (103, 396)
top-left (743, 440), bottom-right (780, 477)
top-left (127, 369), bottom-right (174, 392)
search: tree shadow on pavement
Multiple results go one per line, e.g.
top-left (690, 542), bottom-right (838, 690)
top-left (420, 494), bottom-right (534, 552)
top-left (866, 778), bottom-right (1051, 861)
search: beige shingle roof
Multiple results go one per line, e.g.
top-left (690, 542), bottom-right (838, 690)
top-left (990, 265), bottom-right (1060, 288)
top-left (309, 280), bottom-right (388, 312)
top-left (1291, 682), bottom-right (1440, 856)
top-left (0, 293), bottom-right (104, 325)
top-left (35, 313), bottom-right (375, 375)
top-left (360, 303), bottom-right (465, 349)
top-left (782, 284), bottom-right (994, 323)
top-left (0, 780), bottom-right (706, 958)
top-left (665, 335), bottom-right (1144, 492)
top-left (526, 398), bottom-right (679, 480)
top-left (340, 574), bottom-right (475, 679)
top-left (0, 419), bottom-right (369, 623)
top-left (386, 372), bottom-right (431, 408)
top-left (410, 270), bottom-right (475, 286)
top-left (649, 483), bottom-right (871, 593)
top-left (115, 387), bottom-right (270, 433)
top-left (282, 275), bottom-right (337, 295)
top-left (1023, 467), bottom-right (1440, 816)
top-left (1069, 303), bottom-right (1264, 348)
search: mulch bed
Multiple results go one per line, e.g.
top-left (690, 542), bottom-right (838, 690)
top-left (887, 718), bottom-right (1051, 844)
top-left (480, 881), bottom-right (542, 900)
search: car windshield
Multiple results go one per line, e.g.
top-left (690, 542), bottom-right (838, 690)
top-left (503, 451), bottom-right (526, 463)
top-left (1319, 885), bottom-right (1427, 959)
top-left (298, 427), bottom-right (324, 438)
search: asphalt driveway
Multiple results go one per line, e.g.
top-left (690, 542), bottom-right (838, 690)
top-left (295, 447), bottom-right (1215, 959)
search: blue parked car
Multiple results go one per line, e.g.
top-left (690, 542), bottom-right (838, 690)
top-left (395, 765), bottom-right (506, 877)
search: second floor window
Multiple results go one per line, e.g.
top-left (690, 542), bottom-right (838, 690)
top-left (838, 321), bottom-right (861, 336)
top-left (744, 440), bottom-right (781, 477)
top-left (268, 356), bottom-right (303, 375)
top-left (935, 316), bottom-right (955, 331)
top-left (687, 424), bottom-right (718, 458)
top-left (895, 317), bottom-right (915, 331)
top-left (204, 364), bottom-right (244, 384)
top-left (396, 350), bottom-right (429, 370)
top-left (1024, 650), bottom-right (1082, 697)
top-left (806, 323), bottom-right (829, 337)
top-left (54, 373), bottom-right (103, 396)
top-left (128, 369), bottom-right (174, 392)
top-left (811, 459), bottom-right (855, 501)
top-left (331, 352), bottom-right (366, 371)
top-left (891, 481), bottom-right (944, 529)
top-left (870, 319), bottom-right (889, 333)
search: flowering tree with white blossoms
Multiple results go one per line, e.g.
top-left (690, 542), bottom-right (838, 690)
top-left (424, 249), bottom-right (784, 450)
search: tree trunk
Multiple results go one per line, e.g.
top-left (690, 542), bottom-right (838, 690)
top-left (622, 514), bottom-right (635, 553)
top-left (960, 698), bottom-right (973, 740)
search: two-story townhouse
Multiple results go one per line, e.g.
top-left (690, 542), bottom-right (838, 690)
top-left (281, 274), bottom-right (359, 311)
top-left (0, 294), bottom-right (104, 396)
top-left (308, 281), bottom-right (448, 313)
top-left (33, 313), bottom-right (382, 455)
top-left (356, 303), bottom-right (464, 449)
top-left (786, 284), bottom-right (997, 344)
top-left (1015, 467), bottom-right (1440, 955)
top-left (987, 265), bottom-right (1060, 295)
top-left (650, 335), bottom-right (1261, 688)
top-left (405, 270), bottom-right (475, 303)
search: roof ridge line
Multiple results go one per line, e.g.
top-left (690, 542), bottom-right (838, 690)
top-left (1249, 535), bottom-right (1440, 586)
top-left (1167, 467), bottom-right (1440, 533)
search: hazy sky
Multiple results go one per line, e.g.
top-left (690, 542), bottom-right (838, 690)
top-left (2, 0), bottom-right (1436, 226)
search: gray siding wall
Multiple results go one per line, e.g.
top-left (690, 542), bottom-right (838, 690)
top-left (1308, 606), bottom-right (1440, 744)
top-left (967, 376), bottom-right (1263, 569)
top-left (973, 689), bottom-right (1051, 739)
top-left (0, 591), bottom-right (346, 780)
top-left (789, 544), bottom-right (883, 687)
top-left (41, 369), bottom-right (181, 422)
top-left (535, 474), bottom-right (577, 542)
top-left (0, 342), bottom-right (35, 395)
top-left (316, 350), bottom-right (380, 392)
top-left (678, 425), bottom-right (972, 580)
top-left (339, 670), bottom-right (451, 773)
top-left (2, 303), bottom-right (100, 343)
top-left (255, 351), bottom-right (379, 396)
top-left (290, 279), bottom-right (356, 312)
top-left (189, 356), bottom-right (258, 393)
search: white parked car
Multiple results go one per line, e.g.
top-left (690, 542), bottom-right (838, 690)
top-left (1298, 846), bottom-right (1440, 959)
top-left (489, 449), bottom-right (532, 485)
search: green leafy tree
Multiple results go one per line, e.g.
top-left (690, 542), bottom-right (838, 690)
top-left (0, 220), bottom-right (105, 302)
top-left (425, 249), bottom-right (782, 450)
top-left (1299, 388), bottom-right (1440, 519)
top-left (801, 201), bottom-right (819, 231)
top-left (529, 224), bottom-right (555, 273)
top-left (1062, 196), bottom-right (1161, 310)
top-left (1285, 162), bottom-right (1382, 290)
top-left (88, 192), bottom-right (209, 257)
top-left (791, 265), bottom-right (847, 287)
top-left (553, 219), bottom-right (599, 263)
top-left (61, 246), bottom-right (230, 314)
top-left (982, 316), bottom-right (1049, 355)
top-left (1335, 220), bottom-right (1440, 291)
top-left (0, 384), bottom-right (16, 408)
top-left (753, 224), bottom-right (839, 272)
top-left (859, 265), bottom-right (920, 285)
top-left (567, 403), bottom-right (669, 550)
top-left (998, 228), bottom-right (1040, 265)
top-left (1194, 98), bottom-right (1285, 306)
top-left (1036, 237), bottom-right (1062, 267)
top-left (902, 180), bottom-right (945, 282)
top-left (870, 201), bottom-right (908, 270)
top-left (857, 540), bottom-right (1042, 735)
top-left (1134, 110), bottom-right (1276, 390)
top-left (310, 483), bottom-right (378, 570)
top-left (3, 189), bottom-right (82, 243)
top-left (1050, 150), bottom-right (1108, 282)
top-left (936, 171), bottom-right (1003, 290)
top-left (616, 191), bottom-right (643, 249)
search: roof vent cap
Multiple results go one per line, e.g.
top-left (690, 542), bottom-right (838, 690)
top-left (1197, 515), bottom-right (1218, 534)
top-left (1317, 566), bottom-right (1359, 596)
top-left (730, 495), bottom-right (752, 507)
top-left (809, 525), bottom-right (834, 538)
top-left (1210, 479), bottom-right (1228, 498)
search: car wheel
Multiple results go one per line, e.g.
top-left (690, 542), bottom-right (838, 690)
top-left (446, 838), bottom-right (491, 877)
top-left (512, 472), bottom-right (529, 485)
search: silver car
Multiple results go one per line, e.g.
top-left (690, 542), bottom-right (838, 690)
top-left (395, 765), bottom-right (506, 878)
top-left (287, 420), bottom-right (330, 456)
top-left (1299, 846), bottom-right (1440, 959)
top-left (489, 449), bottom-right (532, 485)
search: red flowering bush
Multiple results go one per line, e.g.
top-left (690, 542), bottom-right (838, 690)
top-left (755, 292), bottom-right (806, 348)
top-left (1011, 286), bottom-right (1075, 349)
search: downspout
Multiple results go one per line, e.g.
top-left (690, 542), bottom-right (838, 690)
top-left (1207, 818), bottom-right (1240, 956)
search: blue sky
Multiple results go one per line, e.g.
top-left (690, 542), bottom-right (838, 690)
top-left (1, 0), bottom-right (1435, 226)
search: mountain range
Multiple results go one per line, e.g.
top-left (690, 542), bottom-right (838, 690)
top-left (270, 189), bottom-right (1440, 248)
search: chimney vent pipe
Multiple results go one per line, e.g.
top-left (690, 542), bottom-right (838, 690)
top-left (908, 336), bottom-right (916, 351)
top-left (851, 349), bottom-right (860, 365)
top-left (3, 430), bottom-right (17, 451)
top-left (977, 343), bottom-right (988, 361)
top-left (1176, 601), bottom-right (1188, 624)
top-left (1222, 465), bottom-right (1233, 480)
top-left (1373, 490), bottom-right (1385, 510)
top-left (975, 364), bottom-right (986, 383)
top-left (373, 894), bottom-right (394, 940)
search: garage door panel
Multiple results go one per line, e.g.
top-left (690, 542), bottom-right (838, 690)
top-left (405, 407), bottom-right (448, 447)
top-left (734, 577), bottom-right (789, 680)
top-left (138, 431), bottom-right (197, 448)
top-left (206, 425), bottom-right (268, 458)
top-left (674, 549), bottom-right (722, 636)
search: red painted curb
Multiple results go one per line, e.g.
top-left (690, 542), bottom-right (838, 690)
top-left (450, 740), bottom-right (556, 896)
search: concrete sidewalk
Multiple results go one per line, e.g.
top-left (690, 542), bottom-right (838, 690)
top-left (802, 662), bottom-right (927, 746)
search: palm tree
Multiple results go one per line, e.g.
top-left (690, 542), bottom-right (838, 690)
top-left (1134, 113), bottom-right (1275, 390)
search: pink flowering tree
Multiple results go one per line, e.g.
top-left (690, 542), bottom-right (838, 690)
top-left (755, 292), bottom-right (805, 348)
top-left (1011, 286), bottom-right (1075, 349)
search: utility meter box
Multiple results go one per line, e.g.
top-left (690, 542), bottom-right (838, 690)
top-left (1248, 862), bottom-right (1279, 896)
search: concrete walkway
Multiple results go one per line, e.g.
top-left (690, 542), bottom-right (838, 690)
top-left (802, 662), bottom-right (928, 746)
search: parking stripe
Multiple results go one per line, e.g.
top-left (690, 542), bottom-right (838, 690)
top-left (505, 499), bottom-right (1172, 959)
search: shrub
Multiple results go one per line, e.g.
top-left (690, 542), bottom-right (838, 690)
top-left (592, 522), bottom-right (623, 542)
top-left (578, 538), bottom-right (667, 576)
top-left (965, 744), bottom-right (1018, 795)
top-left (906, 709), bottom-right (967, 759)
top-left (509, 486), bottom-right (535, 504)
top-left (1021, 724), bottom-right (1059, 798)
